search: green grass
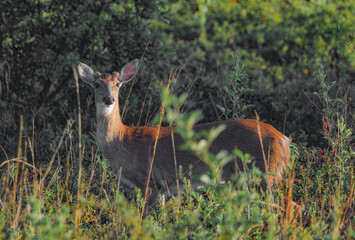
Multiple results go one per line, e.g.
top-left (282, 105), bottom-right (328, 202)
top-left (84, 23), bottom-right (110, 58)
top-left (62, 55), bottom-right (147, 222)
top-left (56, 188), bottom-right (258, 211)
top-left (0, 70), bottom-right (354, 239)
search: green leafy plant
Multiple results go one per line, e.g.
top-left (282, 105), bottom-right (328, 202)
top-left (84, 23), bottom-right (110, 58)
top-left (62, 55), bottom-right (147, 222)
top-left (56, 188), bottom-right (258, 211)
top-left (216, 55), bottom-right (254, 120)
top-left (294, 70), bottom-right (354, 236)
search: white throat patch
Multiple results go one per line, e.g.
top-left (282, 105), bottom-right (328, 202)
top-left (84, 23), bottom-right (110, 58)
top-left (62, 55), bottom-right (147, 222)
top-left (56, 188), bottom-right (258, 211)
top-left (97, 102), bottom-right (115, 117)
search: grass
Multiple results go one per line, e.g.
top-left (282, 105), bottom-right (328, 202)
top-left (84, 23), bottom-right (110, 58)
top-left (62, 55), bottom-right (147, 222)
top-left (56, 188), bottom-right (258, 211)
top-left (0, 68), bottom-right (354, 239)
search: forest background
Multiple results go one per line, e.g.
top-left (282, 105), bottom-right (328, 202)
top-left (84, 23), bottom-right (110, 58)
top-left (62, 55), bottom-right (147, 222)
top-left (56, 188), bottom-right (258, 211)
top-left (0, 0), bottom-right (354, 239)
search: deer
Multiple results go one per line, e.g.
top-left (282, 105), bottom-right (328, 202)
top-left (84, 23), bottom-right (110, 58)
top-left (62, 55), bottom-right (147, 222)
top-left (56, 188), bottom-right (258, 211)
top-left (77, 59), bottom-right (290, 209)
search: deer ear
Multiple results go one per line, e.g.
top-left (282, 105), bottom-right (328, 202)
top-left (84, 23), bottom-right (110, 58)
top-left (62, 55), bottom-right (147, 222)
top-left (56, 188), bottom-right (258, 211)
top-left (118, 59), bottom-right (138, 83)
top-left (78, 62), bottom-right (95, 88)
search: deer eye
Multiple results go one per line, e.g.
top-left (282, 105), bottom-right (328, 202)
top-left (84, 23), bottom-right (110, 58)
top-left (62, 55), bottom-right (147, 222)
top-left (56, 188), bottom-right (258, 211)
top-left (116, 83), bottom-right (121, 87)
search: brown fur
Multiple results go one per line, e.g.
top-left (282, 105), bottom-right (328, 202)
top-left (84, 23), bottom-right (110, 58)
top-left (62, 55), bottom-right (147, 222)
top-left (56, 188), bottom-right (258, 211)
top-left (78, 61), bottom-right (290, 207)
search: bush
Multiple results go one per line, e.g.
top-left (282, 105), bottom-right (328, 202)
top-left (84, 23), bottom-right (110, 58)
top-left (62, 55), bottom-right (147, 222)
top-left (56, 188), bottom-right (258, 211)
top-left (150, 0), bottom-right (355, 145)
top-left (0, 0), bottom-right (354, 238)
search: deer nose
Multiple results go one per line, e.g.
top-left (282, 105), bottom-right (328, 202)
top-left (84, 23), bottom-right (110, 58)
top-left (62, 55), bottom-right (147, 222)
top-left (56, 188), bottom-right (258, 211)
top-left (103, 95), bottom-right (115, 105)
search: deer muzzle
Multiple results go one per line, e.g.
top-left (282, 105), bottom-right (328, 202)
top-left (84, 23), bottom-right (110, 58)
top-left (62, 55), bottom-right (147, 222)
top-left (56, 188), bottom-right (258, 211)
top-left (103, 95), bottom-right (115, 105)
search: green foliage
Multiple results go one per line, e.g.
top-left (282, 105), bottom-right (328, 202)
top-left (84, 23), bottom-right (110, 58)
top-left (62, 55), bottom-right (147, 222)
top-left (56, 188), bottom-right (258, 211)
top-left (22, 197), bottom-right (72, 239)
top-left (1, 0), bottom-right (354, 162)
top-left (294, 71), bottom-right (354, 235)
top-left (163, 86), bottom-right (232, 183)
top-left (0, 0), bottom-right (354, 238)
top-left (151, 0), bottom-right (355, 144)
top-left (0, 0), bottom-right (169, 161)
top-left (0, 81), bottom-right (353, 238)
top-left (216, 55), bottom-right (254, 120)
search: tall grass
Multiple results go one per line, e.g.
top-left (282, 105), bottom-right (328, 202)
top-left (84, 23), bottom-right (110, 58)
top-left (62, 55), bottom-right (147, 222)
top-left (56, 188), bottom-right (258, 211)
top-left (0, 66), bottom-right (353, 239)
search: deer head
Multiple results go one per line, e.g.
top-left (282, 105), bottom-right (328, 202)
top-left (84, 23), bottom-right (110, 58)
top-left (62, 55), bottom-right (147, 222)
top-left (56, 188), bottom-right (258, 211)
top-left (78, 59), bottom-right (138, 117)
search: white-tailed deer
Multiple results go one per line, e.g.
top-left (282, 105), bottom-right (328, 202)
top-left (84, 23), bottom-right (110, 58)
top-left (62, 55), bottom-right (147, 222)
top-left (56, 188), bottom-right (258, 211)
top-left (78, 59), bottom-right (290, 206)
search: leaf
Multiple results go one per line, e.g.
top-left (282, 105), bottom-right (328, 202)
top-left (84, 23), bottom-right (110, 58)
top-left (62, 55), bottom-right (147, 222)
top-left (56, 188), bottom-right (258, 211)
top-left (216, 104), bottom-right (225, 113)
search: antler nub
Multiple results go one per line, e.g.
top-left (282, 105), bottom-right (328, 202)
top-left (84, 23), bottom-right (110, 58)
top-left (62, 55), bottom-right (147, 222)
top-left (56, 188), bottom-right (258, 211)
top-left (113, 72), bottom-right (119, 80)
top-left (94, 72), bottom-right (101, 79)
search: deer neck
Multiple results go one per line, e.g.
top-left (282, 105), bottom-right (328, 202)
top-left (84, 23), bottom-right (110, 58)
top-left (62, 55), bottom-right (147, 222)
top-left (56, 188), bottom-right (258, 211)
top-left (96, 95), bottom-right (127, 147)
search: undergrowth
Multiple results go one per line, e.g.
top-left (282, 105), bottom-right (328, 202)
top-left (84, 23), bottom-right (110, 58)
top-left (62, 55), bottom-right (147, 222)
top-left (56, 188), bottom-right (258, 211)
top-left (0, 68), bottom-right (353, 239)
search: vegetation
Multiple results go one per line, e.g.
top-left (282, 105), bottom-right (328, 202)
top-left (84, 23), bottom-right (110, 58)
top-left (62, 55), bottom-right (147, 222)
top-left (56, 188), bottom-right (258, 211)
top-left (0, 0), bottom-right (354, 239)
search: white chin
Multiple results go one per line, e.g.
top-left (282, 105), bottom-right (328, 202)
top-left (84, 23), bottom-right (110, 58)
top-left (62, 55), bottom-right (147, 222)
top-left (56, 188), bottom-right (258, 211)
top-left (97, 102), bottom-right (115, 117)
